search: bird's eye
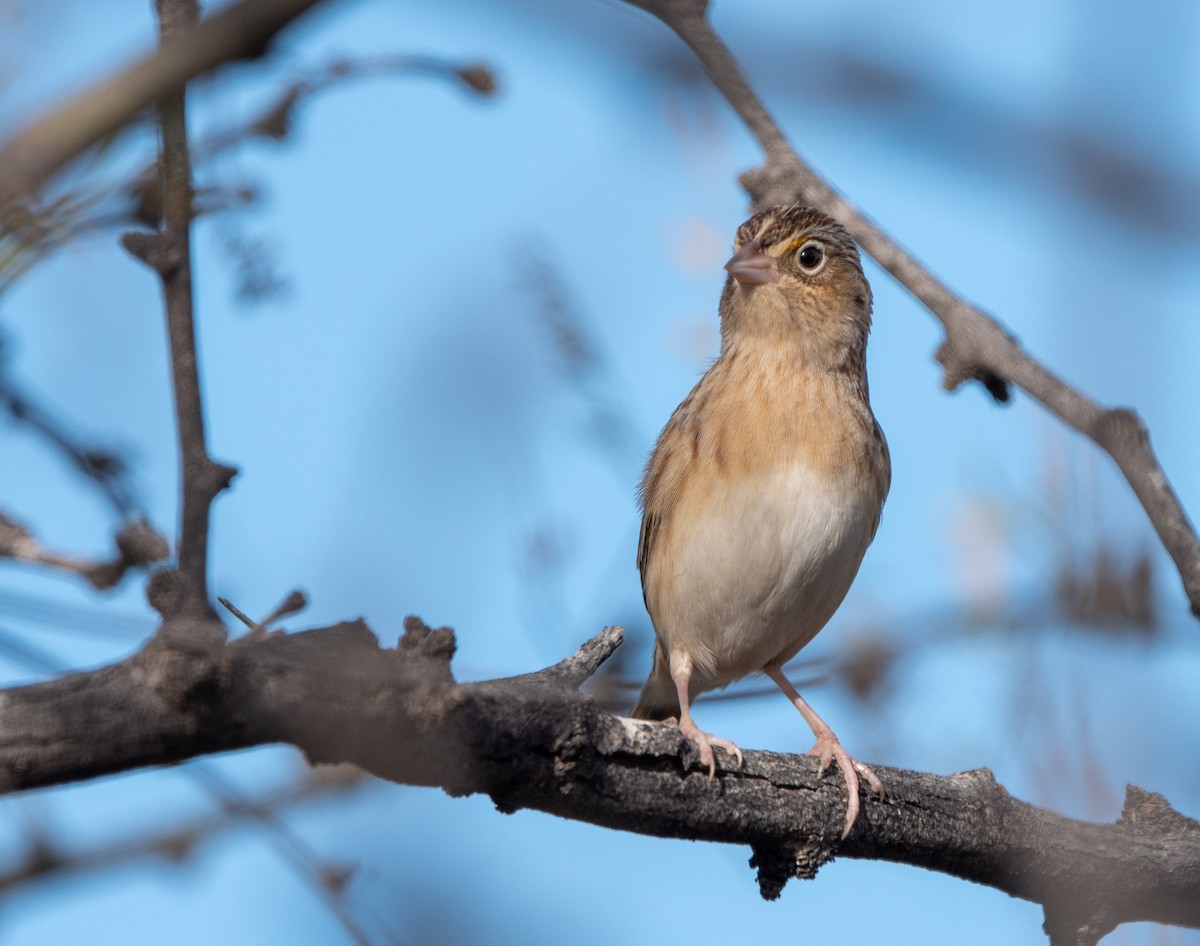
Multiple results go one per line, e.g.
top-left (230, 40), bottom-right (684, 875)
top-left (796, 241), bottom-right (825, 274)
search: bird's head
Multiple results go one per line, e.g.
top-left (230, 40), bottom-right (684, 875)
top-left (718, 205), bottom-right (872, 366)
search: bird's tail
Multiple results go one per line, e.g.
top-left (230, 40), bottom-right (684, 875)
top-left (630, 642), bottom-right (679, 720)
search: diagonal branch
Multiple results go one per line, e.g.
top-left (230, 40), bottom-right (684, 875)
top-left (623, 0), bottom-right (1200, 620)
top-left (0, 621), bottom-right (1194, 946)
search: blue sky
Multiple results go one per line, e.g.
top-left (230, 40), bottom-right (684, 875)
top-left (1, 0), bottom-right (1199, 942)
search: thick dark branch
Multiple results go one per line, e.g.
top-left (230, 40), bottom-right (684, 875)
top-left (0, 0), bottom-right (329, 204)
top-left (624, 0), bottom-right (1200, 620)
top-left (0, 622), bottom-right (1194, 943)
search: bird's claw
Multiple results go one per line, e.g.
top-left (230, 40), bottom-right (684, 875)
top-left (855, 758), bottom-right (885, 799)
top-left (808, 732), bottom-right (882, 838)
top-left (678, 718), bottom-right (743, 779)
top-left (814, 744), bottom-right (833, 778)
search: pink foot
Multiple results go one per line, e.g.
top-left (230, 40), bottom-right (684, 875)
top-left (677, 716), bottom-right (744, 778)
top-left (809, 731), bottom-right (884, 838)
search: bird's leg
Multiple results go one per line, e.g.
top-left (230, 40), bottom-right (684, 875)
top-left (764, 665), bottom-right (882, 838)
top-left (670, 650), bottom-right (744, 778)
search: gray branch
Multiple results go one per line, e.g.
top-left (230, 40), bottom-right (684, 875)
top-left (0, 621), bottom-right (1194, 945)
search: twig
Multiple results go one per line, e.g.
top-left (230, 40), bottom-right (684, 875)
top-left (219, 589), bottom-right (308, 640)
top-left (0, 336), bottom-right (139, 517)
top-left (0, 599), bottom-right (378, 944)
top-left (188, 764), bottom-right (378, 946)
top-left (0, 513), bottom-right (168, 591)
top-left (0, 0), bottom-right (329, 204)
top-left (203, 54), bottom-right (496, 154)
top-left (623, 0), bottom-right (1200, 620)
top-left (218, 596), bottom-right (260, 633)
top-left (0, 54), bottom-right (494, 298)
top-left (123, 0), bottom-right (237, 621)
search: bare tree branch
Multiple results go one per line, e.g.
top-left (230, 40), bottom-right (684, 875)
top-left (0, 765), bottom-right (365, 896)
top-left (212, 53), bottom-right (496, 150)
top-left (187, 763), bottom-right (378, 946)
top-left (622, 0), bottom-right (1200, 620)
top-left (0, 338), bottom-right (140, 516)
top-left (0, 54), bottom-right (494, 299)
top-left (0, 577), bottom-right (373, 943)
top-left (0, 513), bottom-right (168, 590)
top-left (0, 621), bottom-right (1193, 945)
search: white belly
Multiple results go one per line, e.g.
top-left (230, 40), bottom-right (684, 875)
top-left (649, 463), bottom-right (875, 691)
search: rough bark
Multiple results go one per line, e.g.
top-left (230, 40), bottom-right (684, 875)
top-left (0, 620), bottom-right (1194, 946)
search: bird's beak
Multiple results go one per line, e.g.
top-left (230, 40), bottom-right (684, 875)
top-left (725, 240), bottom-right (781, 285)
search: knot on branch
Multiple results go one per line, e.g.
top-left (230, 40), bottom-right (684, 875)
top-left (399, 616), bottom-right (456, 664)
top-left (134, 615), bottom-right (227, 711)
top-left (1042, 901), bottom-right (1116, 946)
top-left (749, 840), bottom-right (835, 901)
top-left (1093, 408), bottom-right (1149, 457)
top-left (83, 518), bottom-right (171, 591)
top-left (455, 64), bottom-right (498, 97)
top-left (935, 340), bottom-right (1011, 403)
top-left (145, 567), bottom-right (227, 631)
top-left (1118, 785), bottom-right (1200, 835)
top-left (116, 517), bottom-right (171, 566)
top-left (120, 230), bottom-right (184, 275)
top-left (0, 512), bottom-right (36, 558)
top-left (146, 566), bottom-right (186, 615)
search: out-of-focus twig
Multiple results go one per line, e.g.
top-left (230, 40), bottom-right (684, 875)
top-left (219, 588), bottom-right (308, 641)
top-left (0, 513), bottom-right (168, 591)
top-left (0, 765), bottom-right (368, 897)
top-left (0, 594), bottom-right (377, 945)
top-left (0, 333), bottom-right (141, 517)
top-left (0, 53), bottom-right (495, 295)
top-left (518, 243), bottom-right (641, 472)
top-left (0, 333), bottom-right (169, 589)
top-left (189, 763), bottom-right (380, 946)
top-left (201, 53), bottom-right (496, 157)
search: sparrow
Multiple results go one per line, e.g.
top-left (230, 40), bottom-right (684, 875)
top-left (632, 205), bottom-right (890, 837)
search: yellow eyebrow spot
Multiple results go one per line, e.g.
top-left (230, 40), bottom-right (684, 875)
top-left (774, 236), bottom-right (811, 257)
